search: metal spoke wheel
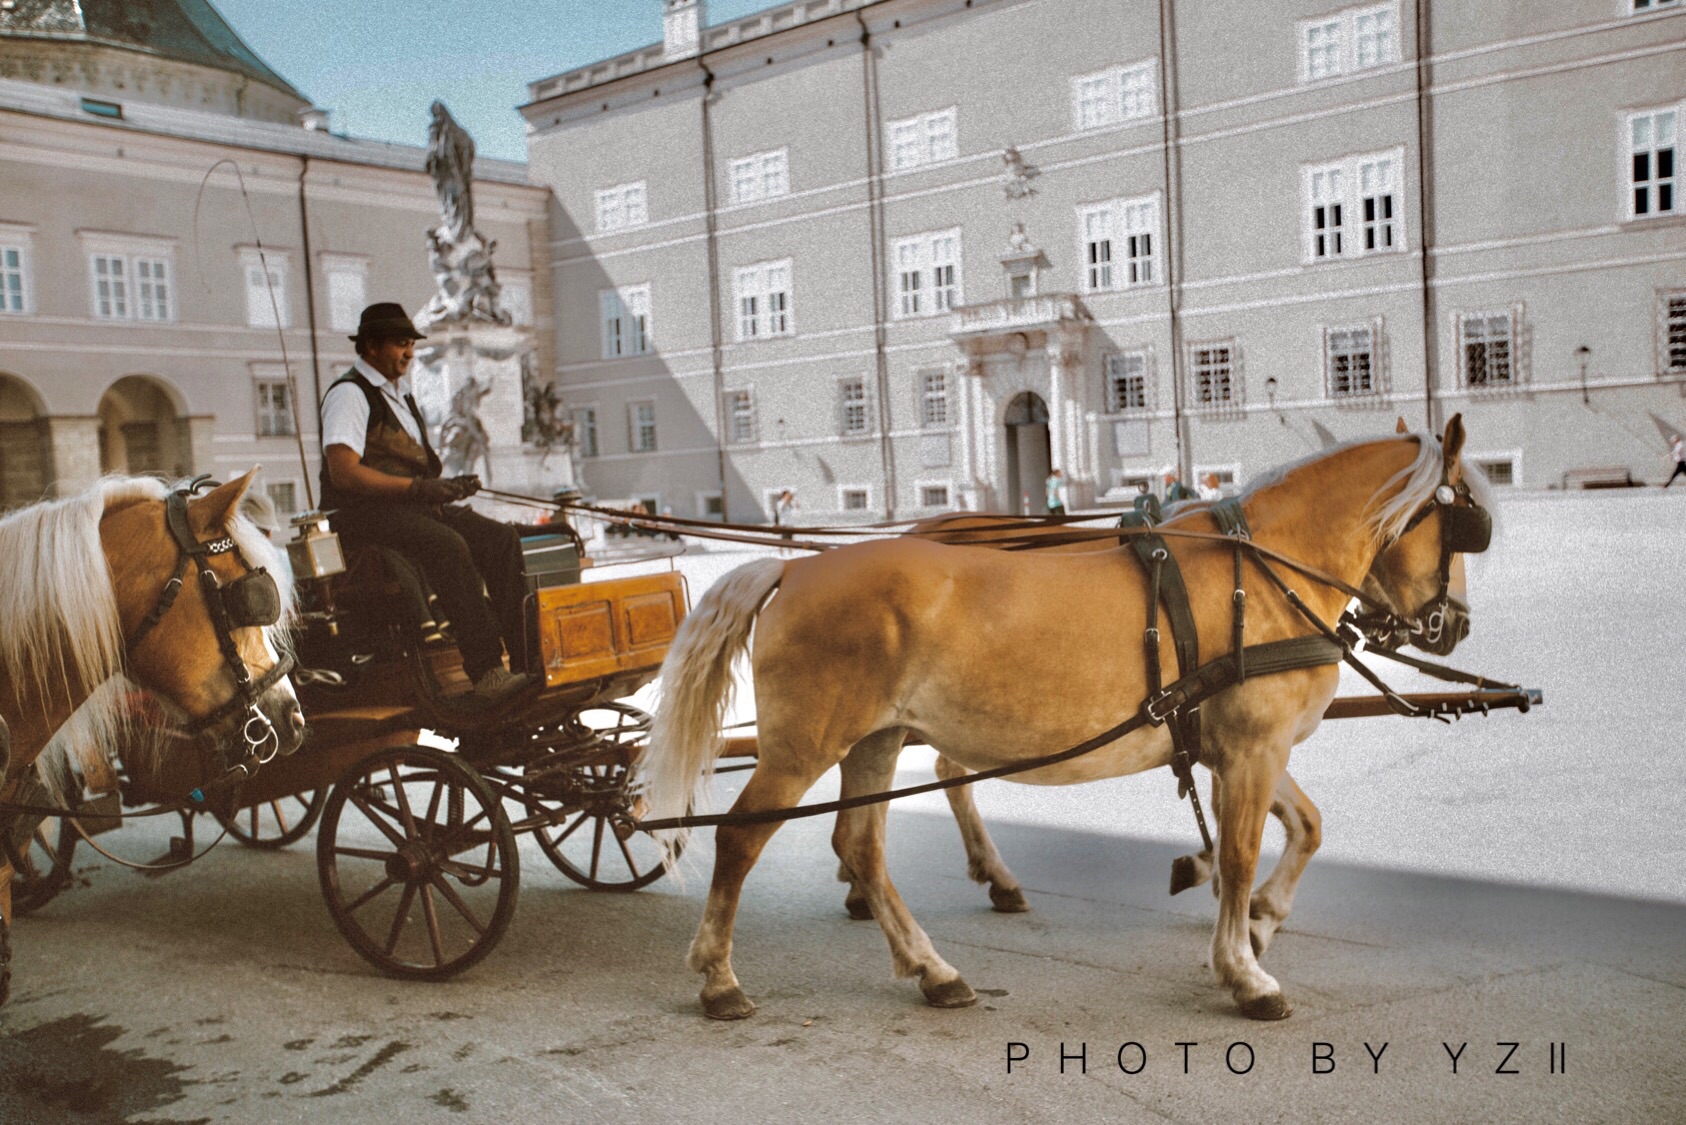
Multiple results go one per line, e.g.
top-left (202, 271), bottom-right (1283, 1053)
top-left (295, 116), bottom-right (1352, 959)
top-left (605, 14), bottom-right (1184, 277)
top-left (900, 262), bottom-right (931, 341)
top-left (530, 703), bottom-right (677, 891)
top-left (217, 788), bottom-right (327, 849)
top-left (4, 815), bottom-right (77, 916)
top-left (317, 745), bottom-right (519, 981)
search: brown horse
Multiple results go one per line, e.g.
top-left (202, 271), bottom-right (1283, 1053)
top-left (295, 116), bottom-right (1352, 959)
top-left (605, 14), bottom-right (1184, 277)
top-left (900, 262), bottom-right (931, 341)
top-left (0, 470), bottom-right (306, 994)
top-left (641, 419), bottom-right (1491, 1021)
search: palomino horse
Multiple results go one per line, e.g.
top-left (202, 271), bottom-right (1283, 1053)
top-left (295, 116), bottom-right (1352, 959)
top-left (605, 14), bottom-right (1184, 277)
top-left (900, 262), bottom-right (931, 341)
top-left (641, 419), bottom-right (1491, 1020)
top-left (0, 470), bottom-right (306, 1000)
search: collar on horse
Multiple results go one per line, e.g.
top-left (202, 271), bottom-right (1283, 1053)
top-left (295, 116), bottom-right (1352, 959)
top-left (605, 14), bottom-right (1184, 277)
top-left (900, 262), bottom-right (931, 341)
top-left (127, 480), bottom-right (293, 781)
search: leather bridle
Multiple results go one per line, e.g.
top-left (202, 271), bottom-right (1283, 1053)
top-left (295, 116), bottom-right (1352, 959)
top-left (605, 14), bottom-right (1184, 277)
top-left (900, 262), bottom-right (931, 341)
top-left (126, 485), bottom-right (295, 779)
top-left (1350, 474), bottom-right (1492, 654)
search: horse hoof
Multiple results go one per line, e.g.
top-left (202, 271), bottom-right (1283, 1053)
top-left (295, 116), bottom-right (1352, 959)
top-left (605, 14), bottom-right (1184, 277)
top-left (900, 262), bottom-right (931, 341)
top-left (1239, 993), bottom-right (1292, 1021)
top-left (844, 895), bottom-right (875, 921)
top-left (701, 987), bottom-right (757, 1020)
top-left (989, 886), bottom-right (1030, 914)
top-left (1169, 856), bottom-right (1200, 896)
top-left (922, 977), bottom-right (978, 1009)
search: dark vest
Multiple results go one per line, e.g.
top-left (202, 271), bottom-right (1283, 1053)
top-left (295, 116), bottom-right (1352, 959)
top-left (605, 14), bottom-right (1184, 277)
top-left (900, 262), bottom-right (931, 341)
top-left (318, 369), bottom-right (442, 512)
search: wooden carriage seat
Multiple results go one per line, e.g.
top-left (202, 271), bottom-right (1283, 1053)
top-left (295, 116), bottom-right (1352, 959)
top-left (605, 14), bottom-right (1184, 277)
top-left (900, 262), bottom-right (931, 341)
top-left (334, 546), bottom-right (449, 642)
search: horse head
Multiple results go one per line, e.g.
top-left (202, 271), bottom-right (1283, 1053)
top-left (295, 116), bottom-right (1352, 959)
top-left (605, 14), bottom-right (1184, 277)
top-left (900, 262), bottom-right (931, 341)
top-left (108, 470), bottom-right (306, 768)
top-left (1358, 414), bottom-right (1494, 656)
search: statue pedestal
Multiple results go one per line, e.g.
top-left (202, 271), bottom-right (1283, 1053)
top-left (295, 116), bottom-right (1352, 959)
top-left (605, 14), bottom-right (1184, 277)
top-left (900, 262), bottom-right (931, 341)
top-left (411, 320), bottom-right (575, 515)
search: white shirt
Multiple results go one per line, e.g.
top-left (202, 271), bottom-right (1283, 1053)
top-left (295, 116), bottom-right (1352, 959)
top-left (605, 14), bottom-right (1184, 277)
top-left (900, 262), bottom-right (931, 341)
top-left (320, 358), bottom-right (423, 456)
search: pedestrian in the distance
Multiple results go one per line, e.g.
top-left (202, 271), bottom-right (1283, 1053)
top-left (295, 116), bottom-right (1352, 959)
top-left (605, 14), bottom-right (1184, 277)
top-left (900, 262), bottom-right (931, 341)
top-left (1161, 465), bottom-right (1196, 504)
top-left (773, 488), bottom-right (797, 526)
top-left (1044, 469), bottom-right (1068, 516)
top-left (1668, 435), bottom-right (1686, 488)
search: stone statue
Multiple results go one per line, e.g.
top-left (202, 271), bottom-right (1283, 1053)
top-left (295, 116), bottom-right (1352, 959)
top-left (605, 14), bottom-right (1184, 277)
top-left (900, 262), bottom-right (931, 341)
top-left (418, 101), bottom-right (510, 329)
top-left (1002, 145), bottom-right (1038, 199)
top-left (440, 376), bottom-right (493, 482)
top-left (521, 357), bottom-right (575, 469)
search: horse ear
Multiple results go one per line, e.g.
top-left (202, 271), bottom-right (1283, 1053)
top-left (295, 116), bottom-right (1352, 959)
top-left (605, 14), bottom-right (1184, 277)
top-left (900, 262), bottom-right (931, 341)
top-left (1395, 416), bottom-right (1408, 434)
top-left (1442, 413), bottom-right (1467, 462)
top-left (186, 468), bottom-right (257, 537)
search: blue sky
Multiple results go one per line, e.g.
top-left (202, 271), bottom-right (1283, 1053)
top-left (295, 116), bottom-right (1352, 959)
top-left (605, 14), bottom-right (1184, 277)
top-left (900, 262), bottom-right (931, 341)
top-left (215, 1), bottom-right (777, 163)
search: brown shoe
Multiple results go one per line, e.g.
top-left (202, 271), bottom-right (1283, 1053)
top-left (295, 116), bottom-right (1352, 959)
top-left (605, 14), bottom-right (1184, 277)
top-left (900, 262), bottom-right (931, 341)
top-left (471, 666), bottom-right (535, 704)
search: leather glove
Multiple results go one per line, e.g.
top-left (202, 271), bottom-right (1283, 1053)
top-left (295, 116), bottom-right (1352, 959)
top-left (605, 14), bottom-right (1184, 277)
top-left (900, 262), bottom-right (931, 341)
top-left (408, 477), bottom-right (463, 505)
top-left (452, 475), bottom-right (483, 498)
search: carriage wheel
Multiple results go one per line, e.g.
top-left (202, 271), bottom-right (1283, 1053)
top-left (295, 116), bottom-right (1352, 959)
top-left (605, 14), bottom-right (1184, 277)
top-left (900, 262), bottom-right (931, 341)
top-left (217, 789), bottom-right (327, 849)
top-left (530, 703), bottom-right (676, 891)
top-left (4, 816), bottom-right (77, 916)
top-left (317, 746), bottom-right (519, 981)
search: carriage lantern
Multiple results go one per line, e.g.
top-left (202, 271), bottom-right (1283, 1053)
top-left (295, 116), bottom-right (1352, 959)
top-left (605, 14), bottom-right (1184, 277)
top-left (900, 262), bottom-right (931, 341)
top-left (286, 512), bottom-right (347, 580)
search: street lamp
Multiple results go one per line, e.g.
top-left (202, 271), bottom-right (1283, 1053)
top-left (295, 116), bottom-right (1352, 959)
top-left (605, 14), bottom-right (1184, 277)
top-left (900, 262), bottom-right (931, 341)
top-left (1576, 345), bottom-right (1591, 405)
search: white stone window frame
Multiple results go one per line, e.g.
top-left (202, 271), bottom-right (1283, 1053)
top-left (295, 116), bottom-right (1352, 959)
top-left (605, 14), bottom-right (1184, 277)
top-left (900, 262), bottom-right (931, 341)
top-left (594, 181), bottom-right (649, 234)
top-left (1630, 0), bottom-right (1681, 13)
top-left (886, 107), bottom-right (958, 172)
top-left (237, 245), bottom-right (291, 329)
top-left (1454, 305), bottom-right (1525, 390)
top-left (250, 365), bottom-right (298, 438)
top-left (1078, 195), bottom-right (1160, 294)
top-left (319, 252), bottom-right (369, 334)
top-left (695, 490), bottom-right (726, 520)
top-left (1322, 318), bottom-right (1387, 399)
top-left (838, 376), bottom-right (873, 437)
top-left (918, 367), bottom-right (951, 430)
top-left (1298, 2), bottom-right (1399, 84)
top-left (1301, 148), bottom-right (1405, 264)
top-left (733, 258), bottom-right (794, 341)
top-left (1187, 338), bottom-right (1243, 413)
top-left (723, 386), bottom-right (758, 445)
top-left (1103, 349), bottom-right (1155, 415)
top-left (571, 404), bottom-right (600, 458)
top-left (1626, 102), bottom-right (1680, 221)
top-left (0, 222), bottom-right (35, 316)
top-left (916, 480), bottom-right (952, 509)
top-left (628, 398), bottom-right (658, 453)
top-left (891, 228), bottom-right (963, 320)
top-left (728, 148), bottom-right (790, 205)
top-left (1069, 59), bottom-right (1158, 133)
top-left (1658, 287), bottom-right (1686, 377)
top-left (1466, 448), bottom-right (1523, 488)
top-left (82, 231), bottom-right (178, 323)
top-left (600, 284), bottom-right (652, 359)
top-left (266, 479), bottom-right (302, 519)
top-left (838, 484), bottom-right (873, 512)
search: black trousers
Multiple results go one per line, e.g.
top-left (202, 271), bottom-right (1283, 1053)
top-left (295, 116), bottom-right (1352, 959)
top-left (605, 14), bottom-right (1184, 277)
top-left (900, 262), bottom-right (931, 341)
top-left (339, 502), bottom-right (527, 682)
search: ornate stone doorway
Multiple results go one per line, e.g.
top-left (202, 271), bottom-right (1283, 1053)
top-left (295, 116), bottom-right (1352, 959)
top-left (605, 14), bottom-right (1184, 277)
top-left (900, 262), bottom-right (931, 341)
top-left (1003, 390), bottom-right (1050, 516)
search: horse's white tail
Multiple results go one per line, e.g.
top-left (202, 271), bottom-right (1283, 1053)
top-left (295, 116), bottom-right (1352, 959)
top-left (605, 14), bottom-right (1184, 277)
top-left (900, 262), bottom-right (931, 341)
top-left (641, 558), bottom-right (785, 858)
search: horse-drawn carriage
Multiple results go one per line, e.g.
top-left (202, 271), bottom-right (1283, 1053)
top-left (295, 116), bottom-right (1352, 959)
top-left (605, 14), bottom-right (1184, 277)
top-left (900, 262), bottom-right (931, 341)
top-left (1, 420), bottom-right (1540, 1022)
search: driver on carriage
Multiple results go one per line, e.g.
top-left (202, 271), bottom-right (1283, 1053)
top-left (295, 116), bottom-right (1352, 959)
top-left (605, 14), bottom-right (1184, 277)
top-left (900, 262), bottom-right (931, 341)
top-left (319, 302), bottom-right (536, 705)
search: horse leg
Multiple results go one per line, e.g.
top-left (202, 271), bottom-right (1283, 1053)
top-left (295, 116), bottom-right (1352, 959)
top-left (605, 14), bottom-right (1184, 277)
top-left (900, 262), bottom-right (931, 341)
top-left (835, 730), bottom-right (911, 922)
top-left (832, 731), bottom-right (976, 1009)
top-left (1209, 742), bottom-right (1294, 1020)
top-left (688, 759), bottom-right (824, 1020)
top-left (1247, 771), bottom-right (1322, 957)
top-left (935, 754), bottom-right (1027, 913)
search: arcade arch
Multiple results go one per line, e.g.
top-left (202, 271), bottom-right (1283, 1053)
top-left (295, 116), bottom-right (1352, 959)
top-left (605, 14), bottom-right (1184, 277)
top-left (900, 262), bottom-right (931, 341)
top-left (0, 373), bottom-right (51, 511)
top-left (98, 375), bottom-right (192, 479)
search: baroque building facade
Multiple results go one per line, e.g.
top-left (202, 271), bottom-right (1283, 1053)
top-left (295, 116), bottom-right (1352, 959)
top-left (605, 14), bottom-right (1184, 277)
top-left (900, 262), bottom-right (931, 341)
top-left (0, 0), bottom-right (551, 515)
top-left (521, 0), bottom-right (1686, 520)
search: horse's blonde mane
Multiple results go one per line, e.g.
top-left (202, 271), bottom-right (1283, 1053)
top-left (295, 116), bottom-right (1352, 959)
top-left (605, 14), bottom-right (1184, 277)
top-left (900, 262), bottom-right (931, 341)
top-left (1243, 430), bottom-right (1495, 549)
top-left (2, 474), bottom-right (297, 796)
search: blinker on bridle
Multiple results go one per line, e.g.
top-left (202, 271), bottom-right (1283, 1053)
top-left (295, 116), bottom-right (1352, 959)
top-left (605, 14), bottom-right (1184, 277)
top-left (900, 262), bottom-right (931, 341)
top-left (126, 484), bottom-right (293, 776)
top-left (1352, 474), bottom-right (1492, 654)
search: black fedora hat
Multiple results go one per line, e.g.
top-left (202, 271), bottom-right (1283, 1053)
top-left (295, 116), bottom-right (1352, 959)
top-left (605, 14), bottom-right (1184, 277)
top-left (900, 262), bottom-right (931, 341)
top-left (350, 302), bottom-right (427, 344)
